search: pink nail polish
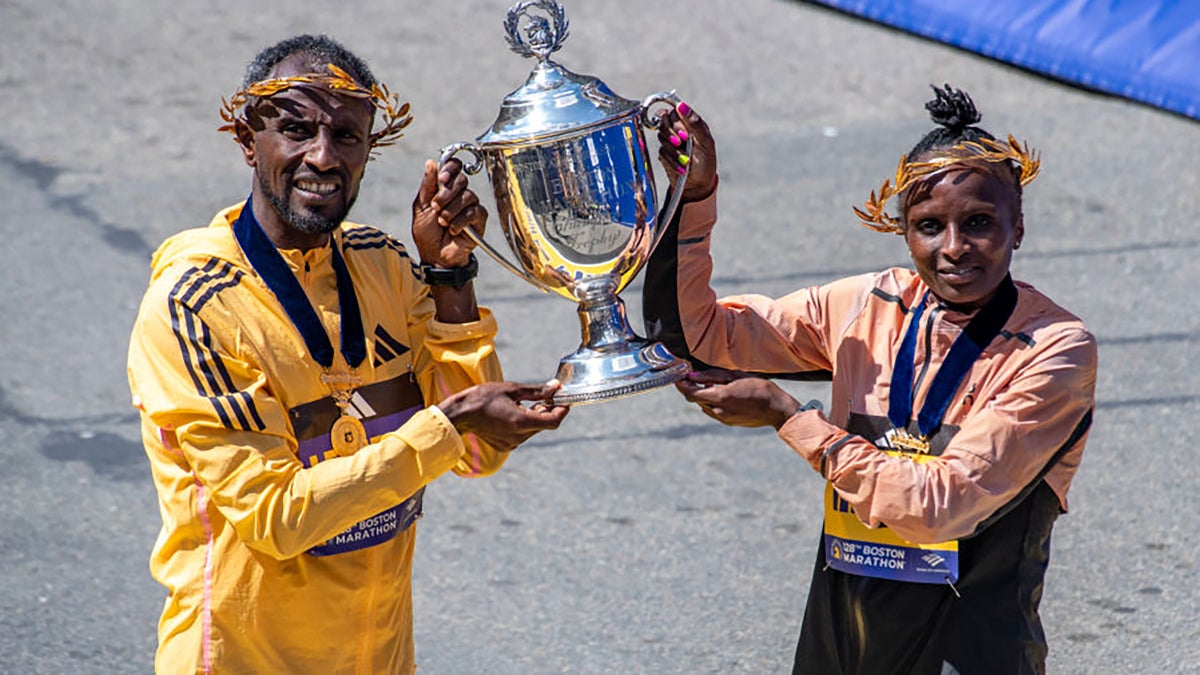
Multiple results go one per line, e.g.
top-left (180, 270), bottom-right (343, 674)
top-left (677, 101), bottom-right (691, 116)
top-left (669, 134), bottom-right (681, 147)
top-left (676, 165), bottom-right (687, 175)
top-left (678, 129), bottom-right (689, 142)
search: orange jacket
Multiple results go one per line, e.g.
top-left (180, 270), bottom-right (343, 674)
top-left (659, 193), bottom-right (1097, 544)
top-left (127, 203), bottom-right (506, 674)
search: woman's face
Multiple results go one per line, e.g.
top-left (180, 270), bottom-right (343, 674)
top-left (901, 165), bottom-right (1023, 311)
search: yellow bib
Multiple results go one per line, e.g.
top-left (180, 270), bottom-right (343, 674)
top-left (822, 450), bottom-right (959, 584)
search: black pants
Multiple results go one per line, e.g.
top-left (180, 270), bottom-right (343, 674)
top-left (793, 482), bottom-right (1062, 675)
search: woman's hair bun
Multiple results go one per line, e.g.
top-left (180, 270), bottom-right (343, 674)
top-left (925, 84), bottom-right (982, 132)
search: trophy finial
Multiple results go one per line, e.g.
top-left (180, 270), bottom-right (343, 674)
top-left (504, 0), bottom-right (570, 62)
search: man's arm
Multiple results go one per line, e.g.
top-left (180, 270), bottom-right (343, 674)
top-left (407, 158), bottom-right (567, 473)
top-left (128, 282), bottom-right (473, 560)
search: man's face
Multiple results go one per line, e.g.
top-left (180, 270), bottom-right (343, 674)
top-left (241, 54), bottom-right (374, 237)
top-left (901, 165), bottom-right (1023, 311)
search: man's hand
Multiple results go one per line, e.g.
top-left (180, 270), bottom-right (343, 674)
top-left (437, 380), bottom-right (570, 452)
top-left (675, 369), bottom-right (801, 430)
top-left (412, 158), bottom-right (490, 322)
top-left (412, 158), bottom-right (486, 268)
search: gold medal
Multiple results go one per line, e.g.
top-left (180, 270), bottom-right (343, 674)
top-left (885, 427), bottom-right (931, 454)
top-left (321, 368), bottom-right (367, 457)
top-left (330, 414), bottom-right (369, 457)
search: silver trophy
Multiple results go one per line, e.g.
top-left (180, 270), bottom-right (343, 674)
top-left (441, 0), bottom-right (692, 405)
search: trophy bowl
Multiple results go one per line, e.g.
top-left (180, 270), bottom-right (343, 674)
top-left (441, 0), bottom-right (692, 405)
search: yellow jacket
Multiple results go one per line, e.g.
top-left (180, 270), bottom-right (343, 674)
top-left (127, 202), bottom-right (507, 674)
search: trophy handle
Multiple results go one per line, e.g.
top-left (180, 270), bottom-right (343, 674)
top-left (438, 142), bottom-right (537, 284)
top-left (639, 91), bottom-right (693, 252)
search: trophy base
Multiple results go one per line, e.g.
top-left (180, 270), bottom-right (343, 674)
top-left (552, 340), bottom-right (690, 405)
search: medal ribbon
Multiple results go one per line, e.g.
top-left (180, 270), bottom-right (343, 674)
top-left (888, 276), bottom-right (1017, 438)
top-left (232, 197), bottom-right (366, 370)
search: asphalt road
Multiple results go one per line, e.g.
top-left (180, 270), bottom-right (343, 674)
top-left (1, 0), bottom-right (1197, 673)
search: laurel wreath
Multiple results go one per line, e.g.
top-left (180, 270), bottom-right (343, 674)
top-left (504, 0), bottom-right (570, 59)
top-left (853, 135), bottom-right (1041, 234)
top-left (217, 64), bottom-right (413, 159)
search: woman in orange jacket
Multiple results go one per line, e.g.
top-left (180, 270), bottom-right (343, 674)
top-left (643, 86), bottom-right (1097, 674)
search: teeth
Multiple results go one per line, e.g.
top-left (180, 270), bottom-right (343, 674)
top-left (296, 180), bottom-right (336, 195)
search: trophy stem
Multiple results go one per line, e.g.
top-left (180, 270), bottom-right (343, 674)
top-left (577, 282), bottom-right (637, 350)
top-left (551, 283), bottom-right (690, 405)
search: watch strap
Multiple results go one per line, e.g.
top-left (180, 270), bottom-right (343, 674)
top-left (419, 253), bottom-right (479, 289)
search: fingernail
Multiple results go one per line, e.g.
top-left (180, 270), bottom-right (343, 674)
top-left (677, 101), bottom-right (691, 116)
top-left (676, 165), bottom-right (687, 175)
top-left (678, 129), bottom-right (689, 142)
top-left (669, 134), bottom-right (681, 147)
top-left (678, 154), bottom-right (690, 166)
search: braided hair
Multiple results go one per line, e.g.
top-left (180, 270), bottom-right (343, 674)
top-left (908, 84), bottom-right (1022, 197)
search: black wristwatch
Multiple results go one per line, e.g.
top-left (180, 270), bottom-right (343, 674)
top-left (419, 253), bottom-right (479, 289)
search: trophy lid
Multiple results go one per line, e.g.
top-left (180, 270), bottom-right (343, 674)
top-left (478, 1), bottom-right (639, 145)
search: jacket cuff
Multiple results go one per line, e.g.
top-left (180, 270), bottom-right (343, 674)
top-left (390, 406), bottom-right (465, 479)
top-left (778, 409), bottom-right (846, 474)
top-left (426, 307), bottom-right (498, 343)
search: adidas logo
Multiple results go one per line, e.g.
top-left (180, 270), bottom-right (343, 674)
top-left (373, 325), bottom-right (410, 368)
top-left (345, 391), bottom-right (377, 419)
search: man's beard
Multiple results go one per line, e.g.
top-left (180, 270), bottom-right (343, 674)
top-left (260, 173), bottom-right (355, 235)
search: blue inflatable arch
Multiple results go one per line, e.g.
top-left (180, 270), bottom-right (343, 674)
top-left (805, 0), bottom-right (1200, 120)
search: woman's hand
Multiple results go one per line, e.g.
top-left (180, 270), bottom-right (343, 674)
top-left (656, 101), bottom-right (718, 203)
top-left (675, 369), bottom-right (801, 429)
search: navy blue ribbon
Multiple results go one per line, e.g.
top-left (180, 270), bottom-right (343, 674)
top-left (232, 197), bottom-right (366, 369)
top-left (888, 276), bottom-right (1017, 438)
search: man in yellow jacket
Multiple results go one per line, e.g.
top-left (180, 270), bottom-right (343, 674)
top-left (127, 34), bottom-right (568, 674)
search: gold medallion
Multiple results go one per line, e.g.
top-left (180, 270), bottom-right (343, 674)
top-left (330, 414), bottom-right (369, 457)
top-left (885, 427), bottom-right (931, 455)
top-left (321, 368), bottom-right (367, 457)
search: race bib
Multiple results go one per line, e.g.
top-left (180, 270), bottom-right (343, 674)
top-left (823, 450), bottom-right (958, 584)
top-left (307, 489), bottom-right (424, 557)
